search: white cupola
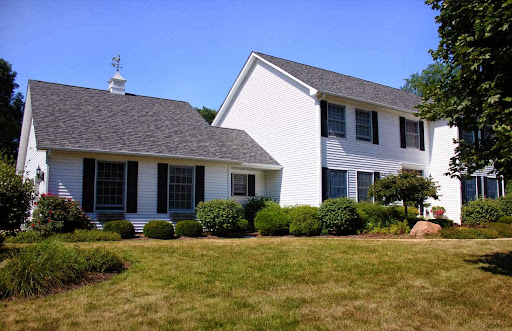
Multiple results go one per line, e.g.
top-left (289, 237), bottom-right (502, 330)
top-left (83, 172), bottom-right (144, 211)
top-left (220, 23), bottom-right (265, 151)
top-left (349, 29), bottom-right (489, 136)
top-left (108, 70), bottom-right (127, 95)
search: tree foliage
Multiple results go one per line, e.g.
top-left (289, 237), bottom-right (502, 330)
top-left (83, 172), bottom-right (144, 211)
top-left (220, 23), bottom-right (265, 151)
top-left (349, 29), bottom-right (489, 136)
top-left (0, 58), bottom-right (24, 158)
top-left (195, 106), bottom-right (217, 125)
top-left (369, 172), bottom-right (438, 216)
top-left (400, 62), bottom-right (447, 97)
top-left (417, 0), bottom-right (512, 180)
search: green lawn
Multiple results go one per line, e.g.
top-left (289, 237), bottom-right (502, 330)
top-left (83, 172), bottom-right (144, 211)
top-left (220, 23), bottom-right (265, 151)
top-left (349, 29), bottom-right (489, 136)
top-left (1, 238), bottom-right (512, 330)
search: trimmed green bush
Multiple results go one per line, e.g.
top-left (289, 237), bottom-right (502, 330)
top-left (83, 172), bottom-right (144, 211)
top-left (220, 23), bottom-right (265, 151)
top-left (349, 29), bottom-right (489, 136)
top-left (461, 198), bottom-right (503, 225)
top-left (254, 204), bottom-right (290, 236)
top-left (175, 220), bottom-right (204, 237)
top-left (103, 220), bottom-right (135, 239)
top-left (196, 199), bottom-right (244, 235)
top-left (366, 220), bottom-right (410, 235)
top-left (357, 202), bottom-right (391, 230)
top-left (237, 218), bottom-right (249, 232)
top-left (80, 247), bottom-right (124, 273)
top-left (53, 229), bottom-right (122, 242)
top-left (0, 240), bottom-right (85, 298)
top-left (143, 220), bottom-right (174, 239)
top-left (497, 216), bottom-right (512, 224)
top-left (5, 230), bottom-right (44, 243)
top-left (289, 205), bottom-right (321, 236)
top-left (430, 218), bottom-right (454, 228)
top-left (485, 222), bottom-right (512, 238)
top-left (388, 205), bottom-right (419, 227)
top-left (440, 227), bottom-right (499, 239)
top-left (498, 194), bottom-right (512, 216)
top-left (31, 194), bottom-right (94, 235)
top-left (319, 198), bottom-right (362, 235)
top-left (243, 196), bottom-right (275, 225)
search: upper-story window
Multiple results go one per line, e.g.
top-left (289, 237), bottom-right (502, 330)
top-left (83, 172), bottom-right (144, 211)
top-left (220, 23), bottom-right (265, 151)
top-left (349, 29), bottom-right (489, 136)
top-left (461, 130), bottom-right (475, 143)
top-left (356, 109), bottom-right (372, 141)
top-left (328, 103), bottom-right (346, 137)
top-left (405, 119), bottom-right (419, 149)
top-left (96, 161), bottom-right (125, 210)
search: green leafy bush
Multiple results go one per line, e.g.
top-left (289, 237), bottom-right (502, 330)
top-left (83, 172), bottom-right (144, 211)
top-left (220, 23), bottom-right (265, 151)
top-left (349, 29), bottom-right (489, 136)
top-left (357, 202), bottom-right (392, 230)
top-left (5, 230), bottom-right (44, 243)
top-left (143, 220), bottom-right (174, 239)
top-left (196, 199), bottom-right (244, 235)
top-left (53, 229), bottom-right (121, 242)
top-left (0, 240), bottom-right (85, 298)
top-left (288, 205), bottom-right (321, 236)
top-left (31, 194), bottom-right (94, 235)
top-left (175, 220), bottom-right (204, 237)
top-left (430, 218), bottom-right (454, 228)
top-left (440, 227), bottom-right (499, 239)
top-left (254, 204), bottom-right (290, 236)
top-left (0, 155), bottom-right (34, 233)
top-left (497, 216), bottom-right (512, 225)
top-left (237, 218), bottom-right (249, 232)
top-left (243, 196), bottom-right (275, 225)
top-left (485, 222), bottom-right (512, 238)
top-left (498, 194), bottom-right (512, 216)
top-left (80, 247), bottom-right (124, 273)
top-left (103, 220), bottom-right (135, 239)
top-left (319, 198), bottom-right (362, 235)
top-left (461, 198), bottom-right (503, 225)
top-left (366, 220), bottom-right (410, 235)
top-left (388, 205), bottom-right (419, 227)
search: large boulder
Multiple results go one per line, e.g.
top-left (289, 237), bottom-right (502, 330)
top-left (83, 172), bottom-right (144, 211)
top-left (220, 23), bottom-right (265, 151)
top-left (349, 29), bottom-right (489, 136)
top-left (410, 221), bottom-right (442, 237)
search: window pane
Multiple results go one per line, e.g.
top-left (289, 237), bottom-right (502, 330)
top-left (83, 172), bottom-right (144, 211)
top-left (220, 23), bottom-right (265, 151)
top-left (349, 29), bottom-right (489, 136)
top-left (356, 110), bottom-right (371, 141)
top-left (96, 162), bottom-right (125, 209)
top-left (405, 119), bottom-right (419, 148)
top-left (329, 170), bottom-right (347, 198)
top-left (461, 131), bottom-right (475, 143)
top-left (487, 178), bottom-right (498, 199)
top-left (232, 174), bottom-right (247, 196)
top-left (357, 172), bottom-right (373, 202)
top-left (465, 177), bottom-right (477, 203)
top-left (169, 166), bottom-right (194, 210)
top-left (328, 104), bottom-right (346, 137)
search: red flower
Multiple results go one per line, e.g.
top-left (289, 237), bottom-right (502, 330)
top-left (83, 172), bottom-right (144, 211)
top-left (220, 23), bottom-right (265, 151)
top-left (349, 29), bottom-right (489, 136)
top-left (34, 202), bottom-right (38, 205)
top-left (37, 220), bottom-right (40, 223)
top-left (49, 210), bottom-right (53, 213)
top-left (31, 224), bottom-right (34, 227)
top-left (48, 220), bottom-right (51, 223)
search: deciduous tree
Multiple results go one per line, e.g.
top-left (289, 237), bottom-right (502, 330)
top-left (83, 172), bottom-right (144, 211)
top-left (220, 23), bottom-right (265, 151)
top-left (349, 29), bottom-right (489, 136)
top-left (0, 58), bottom-right (24, 158)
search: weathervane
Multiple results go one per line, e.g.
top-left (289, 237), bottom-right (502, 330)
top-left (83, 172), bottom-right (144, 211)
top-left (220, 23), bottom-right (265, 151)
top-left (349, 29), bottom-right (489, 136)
top-left (111, 55), bottom-right (122, 71)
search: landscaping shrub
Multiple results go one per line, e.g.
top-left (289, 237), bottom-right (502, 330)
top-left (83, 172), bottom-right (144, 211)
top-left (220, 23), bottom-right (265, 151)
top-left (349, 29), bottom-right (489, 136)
top-left (243, 196), bottom-right (275, 225)
top-left (254, 204), bottom-right (290, 236)
top-left (175, 220), bottom-right (204, 237)
top-left (430, 218), bottom-right (454, 228)
top-left (103, 220), bottom-right (135, 239)
top-left (79, 247), bottom-right (124, 273)
top-left (143, 220), bottom-right (174, 239)
top-left (497, 216), bottom-right (512, 225)
top-left (0, 240), bottom-right (85, 298)
top-left (357, 202), bottom-right (392, 230)
top-left (366, 220), bottom-right (410, 235)
top-left (5, 230), bottom-right (44, 243)
top-left (31, 194), bottom-right (94, 235)
top-left (440, 227), bottom-right (499, 239)
top-left (388, 205), bottom-right (419, 227)
top-left (288, 205), bottom-right (321, 236)
top-left (461, 198), bottom-right (503, 225)
top-left (237, 218), bottom-right (249, 232)
top-left (319, 198), bottom-right (362, 235)
top-left (195, 199), bottom-right (244, 235)
top-left (485, 222), bottom-right (512, 238)
top-left (0, 155), bottom-right (34, 233)
top-left (498, 194), bottom-right (512, 216)
top-left (53, 229), bottom-right (122, 242)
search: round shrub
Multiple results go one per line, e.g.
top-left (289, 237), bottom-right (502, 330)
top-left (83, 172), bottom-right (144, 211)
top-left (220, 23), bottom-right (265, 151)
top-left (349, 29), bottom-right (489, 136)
top-left (289, 205), bottom-right (321, 236)
top-left (196, 199), bottom-right (244, 235)
top-left (143, 220), bottom-right (174, 239)
top-left (80, 247), bottom-right (124, 273)
top-left (356, 202), bottom-right (390, 231)
top-left (243, 196), bottom-right (275, 225)
top-left (31, 194), bottom-right (94, 235)
top-left (103, 220), bottom-right (135, 239)
top-left (485, 222), bottom-right (512, 238)
top-left (319, 198), bottom-right (362, 235)
top-left (497, 216), bottom-right (512, 224)
top-left (461, 198), bottom-right (503, 225)
top-left (254, 204), bottom-right (290, 236)
top-left (237, 218), bottom-right (249, 232)
top-left (175, 220), bottom-right (204, 237)
top-left (498, 194), bottom-right (512, 216)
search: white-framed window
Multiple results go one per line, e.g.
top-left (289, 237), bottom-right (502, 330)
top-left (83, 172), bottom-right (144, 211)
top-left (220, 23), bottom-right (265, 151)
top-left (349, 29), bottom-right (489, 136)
top-left (357, 172), bottom-right (373, 202)
top-left (232, 174), bottom-right (247, 196)
top-left (328, 103), bottom-right (346, 137)
top-left (405, 119), bottom-right (419, 148)
top-left (464, 177), bottom-right (478, 203)
top-left (169, 166), bottom-right (194, 210)
top-left (329, 169), bottom-right (348, 198)
top-left (486, 178), bottom-right (498, 199)
top-left (96, 161), bottom-right (125, 210)
top-left (356, 109), bottom-right (372, 141)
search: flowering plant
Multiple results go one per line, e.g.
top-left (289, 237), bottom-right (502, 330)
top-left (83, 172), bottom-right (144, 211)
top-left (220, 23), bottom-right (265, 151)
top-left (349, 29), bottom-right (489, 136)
top-left (431, 206), bottom-right (446, 219)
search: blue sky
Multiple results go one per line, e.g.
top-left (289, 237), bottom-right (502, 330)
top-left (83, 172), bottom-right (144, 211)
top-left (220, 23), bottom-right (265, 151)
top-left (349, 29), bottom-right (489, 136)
top-left (0, 0), bottom-right (438, 110)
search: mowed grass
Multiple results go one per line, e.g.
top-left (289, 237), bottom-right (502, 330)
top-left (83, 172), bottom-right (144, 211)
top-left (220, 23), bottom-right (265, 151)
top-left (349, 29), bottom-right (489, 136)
top-left (1, 238), bottom-right (512, 330)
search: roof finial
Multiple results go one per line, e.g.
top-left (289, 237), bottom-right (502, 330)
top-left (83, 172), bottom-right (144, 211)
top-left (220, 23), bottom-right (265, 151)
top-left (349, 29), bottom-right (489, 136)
top-left (111, 55), bottom-right (122, 71)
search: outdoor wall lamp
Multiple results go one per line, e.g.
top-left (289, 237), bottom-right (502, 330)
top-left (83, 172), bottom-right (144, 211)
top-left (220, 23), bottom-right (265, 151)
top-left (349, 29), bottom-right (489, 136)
top-left (36, 166), bottom-right (45, 181)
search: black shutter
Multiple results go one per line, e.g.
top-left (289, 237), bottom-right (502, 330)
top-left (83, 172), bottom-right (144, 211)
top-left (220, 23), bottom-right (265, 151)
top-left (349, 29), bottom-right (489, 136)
top-left (419, 121), bottom-right (425, 151)
top-left (82, 158), bottom-right (96, 213)
top-left (194, 166), bottom-right (205, 207)
top-left (477, 176), bottom-right (482, 198)
top-left (474, 129), bottom-right (480, 148)
top-left (372, 111), bottom-right (379, 145)
top-left (399, 117), bottom-right (406, 148)
top-left (498, 178), bottom-right (503, 197)
top-left (248, 175), bottom-right (256, 196)
top-left (126, 161), bottom-right (138, 213)
top-left (374, 172), bottom-right (380, 181)
top-left (322, 167), bottom-right (329, 201)
top-left (230, 173), bottom-right (233, 196)
top-left (321, 100), bottom-right (328, 137)
top-left (483, 177), bottom-right (488, 198)
top-left (458, 125), bottom-right (462, 140)
top-left (461, 177), bottom-right (467, 204)
top-left (157, 163), bottom-right (168, 214)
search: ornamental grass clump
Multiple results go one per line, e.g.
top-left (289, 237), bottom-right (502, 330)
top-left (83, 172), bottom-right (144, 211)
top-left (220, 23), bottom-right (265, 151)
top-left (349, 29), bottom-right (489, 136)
top-left (5, 230), bottom-right (44, 243)
top-left (79, 247), bottom-right (124, 273)
top-left (143, 220), bottom-right (175, 239)
top-left (53, 229), bottom-right (122, 242)
top-left (103, 220), bottom-right (135, 239)
top-left (195, 199), bottom-right (244, 235)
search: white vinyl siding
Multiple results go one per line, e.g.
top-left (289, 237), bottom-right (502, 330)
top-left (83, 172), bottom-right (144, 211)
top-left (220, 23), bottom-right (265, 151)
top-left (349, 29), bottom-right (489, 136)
top-left (329, 169), bottom-right (347, 198)
top-left (22, 120), bottom-right (47, 195)
top-left (405, 119), bottom-right (419, 148)
top-left (355, 109), bottom-right (371, 141)
top-left (328, 103), bottom-right (346, 137)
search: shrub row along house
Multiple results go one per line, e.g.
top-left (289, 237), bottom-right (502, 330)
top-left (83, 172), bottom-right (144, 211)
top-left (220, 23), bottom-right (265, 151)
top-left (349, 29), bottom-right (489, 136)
top-left (17, 52), bottom-right (504, 229)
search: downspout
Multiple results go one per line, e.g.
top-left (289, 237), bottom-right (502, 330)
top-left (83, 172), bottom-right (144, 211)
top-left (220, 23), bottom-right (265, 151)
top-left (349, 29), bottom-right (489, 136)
top-left (317, 93), bottom-right (326, 206)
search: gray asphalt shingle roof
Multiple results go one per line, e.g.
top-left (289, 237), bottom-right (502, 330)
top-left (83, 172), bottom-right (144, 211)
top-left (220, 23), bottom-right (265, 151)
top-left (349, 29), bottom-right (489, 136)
top-left (255, 52), bottom-right (422, 112)
top-left (29, 80), bottom-right (279, 166)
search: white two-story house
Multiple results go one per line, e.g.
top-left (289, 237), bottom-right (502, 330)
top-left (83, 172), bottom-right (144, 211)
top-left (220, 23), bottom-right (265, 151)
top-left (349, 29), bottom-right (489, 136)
top-left (213, 52), bottom-right (505, 222)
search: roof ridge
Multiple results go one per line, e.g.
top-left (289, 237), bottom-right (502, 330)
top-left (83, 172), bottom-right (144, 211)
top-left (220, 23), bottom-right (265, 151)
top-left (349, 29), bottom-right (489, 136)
top-left (254, 52), bottom-right (420, 98)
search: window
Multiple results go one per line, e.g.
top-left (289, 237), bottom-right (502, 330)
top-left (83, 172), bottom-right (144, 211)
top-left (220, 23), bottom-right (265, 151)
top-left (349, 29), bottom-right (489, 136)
top-left (405, 119), bottom-right (419, 148)
top-left (357, 172), bottom-right (373, 202)
top-left (96, 162), bottom-right (125, 209)
top-left (169, 166), bottom-right (194, 210)
top-left (464, 177), bottom-right (477, 203)
top-left (461, 131), bottom-right (475, 143)
top-left (328, 103), bottom-right (346, 137)
top-left (232, 174), bottom-right (247, 196)
top-left (356, 109), bottom-right (372, 141)
top-left (329, 170), bottom-right (347, 198)
top-left (486, 178), bottom-right (498, 199)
